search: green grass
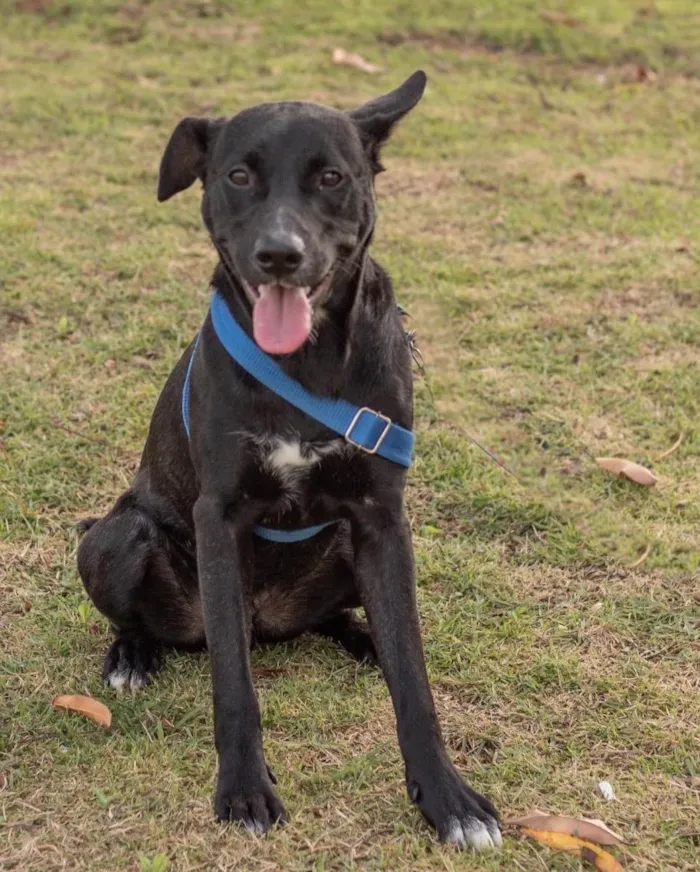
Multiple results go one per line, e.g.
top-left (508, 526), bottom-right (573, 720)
top-left (1, 1), bottom-right (699, 869)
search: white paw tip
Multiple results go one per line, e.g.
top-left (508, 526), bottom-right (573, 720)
top-left (129, 672), bottom-right (146, 692)
top-left (244, 819), bottom-right (265, 835)
top-left (107, 667), bottom-right (129, 692)
top-left (488, 820), bottom-right (504, 848)
top-left (446, 817), bottom-right (502, 851)
top-left (445, 817), bottom-right (467, 847)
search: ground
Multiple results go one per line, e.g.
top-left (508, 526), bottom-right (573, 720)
top-left (1, 1), bottom-right (699, 870)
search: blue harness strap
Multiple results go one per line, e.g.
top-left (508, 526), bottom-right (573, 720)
top-left (210, 290), bottom-right (414, 466)
top-left (182, 288), bottom-right (415, 543)
top-left (181, 331), bottom-right (200, 441)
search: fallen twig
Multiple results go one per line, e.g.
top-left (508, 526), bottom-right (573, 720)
top-left (627, 543), bottom-right (652, 569)
top-left (657, 432), bottom-right (684, 460)
top-left (50, 417), bottom-right (112, 447)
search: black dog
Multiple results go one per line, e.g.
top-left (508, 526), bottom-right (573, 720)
top-left (77, 71), bottom-right (502, 850)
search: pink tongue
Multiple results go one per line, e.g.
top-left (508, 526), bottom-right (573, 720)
top-left (252, 285), bottom-right (312, 354)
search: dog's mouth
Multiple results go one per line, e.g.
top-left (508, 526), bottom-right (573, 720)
top-left (241, 273), bottom-right (333, 355)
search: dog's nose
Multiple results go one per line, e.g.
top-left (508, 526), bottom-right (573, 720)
top-left (254, 233), bottom-right (305, 279)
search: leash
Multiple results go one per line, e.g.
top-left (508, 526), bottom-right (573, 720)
top-left (181, 288), bottom-right (415, 543)
top-left (402, 316), bottom-right (520, 481)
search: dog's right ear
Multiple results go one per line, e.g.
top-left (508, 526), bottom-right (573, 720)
top-left (157, 117), bottom-right (220, 202)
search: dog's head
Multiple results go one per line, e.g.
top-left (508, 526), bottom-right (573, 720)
top-left (157, 72), bottom-right (426, 355)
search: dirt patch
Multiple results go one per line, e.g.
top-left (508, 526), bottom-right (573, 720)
top-left (376, 164), bottom-right (461, 200)
top-left (377, 28), bottom-right (500, 56)
top-left (631, 347), bottom-right (700, 372)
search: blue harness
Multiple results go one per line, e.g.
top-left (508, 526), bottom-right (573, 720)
top-left (182, 289), bottom-right (414, 543)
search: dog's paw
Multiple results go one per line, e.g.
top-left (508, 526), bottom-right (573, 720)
top-left (102, 634), bottom-right (162, 693)
top-left (214, 772), bottom-right (288, 834)
top-left (318, 612), bottom-right (379, 667)
top-left (407, 762), bottom-right (502, 851)
top-left (343, 626), bottom-right (379, 666)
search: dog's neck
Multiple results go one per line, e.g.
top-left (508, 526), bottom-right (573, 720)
top-left (209, 256), bottom-right (391, 397)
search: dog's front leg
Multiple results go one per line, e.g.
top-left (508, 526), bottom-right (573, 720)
top-left (352, 503), bottom-right (502, 851)
top-left (193, 494), bottom-right (287, 832)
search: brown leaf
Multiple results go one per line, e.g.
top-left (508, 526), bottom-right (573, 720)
top-left (507, 812), bottom-right (625, 846)
top-left (595, 457), bottom-right (658, 487)
top-left (521, 829), bottom-right (624, 870)
top-left (635, 65), bottom-right (657, 83)
top-left (540, 10), bottom-right (581, 27)
top-left (332, 47), bottom-right (382, 74)
top-left (131, 355), bottom-right (154, 369)
top-left (582, 845), bottom-right (625, 871)
top-left (570, 171), bottom-right (590, 188)
top-left (52, 694), bottom-right (112, 728)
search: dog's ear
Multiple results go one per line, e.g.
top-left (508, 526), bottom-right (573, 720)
top-left (157, 117), bottom-right (221, 202)
top-left (348, 70), bottom-right (427, 172)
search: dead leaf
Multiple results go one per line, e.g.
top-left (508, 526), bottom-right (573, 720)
top-left (581, 845), bottom-right (625, 871)
top-left (507, 812), bottom-right (625, 846)
top-left (635, 65), bottom-right (657, 83)
top-left (657, 432), bottom-right (683, 459)
top-left (52, 694), bottom-right (112, 728)
top-left (540, 10), bottom-right (581, 27)
top-left (0, 772), bottom-right (7, 790)
top-left (595, 457), bottom-right (658, 487)
top-left (332, 47), bottom-right (382, 74)
top-left (521, 829), bottom-right (624, 871)
top-left (637, 5), bottom-right (658, 18)
top-left (131, 355), bottom-right (154, 369)
top-left (570, 171), bottom-right (590, 188)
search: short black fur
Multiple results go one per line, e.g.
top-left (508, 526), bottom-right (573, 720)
top-left (77, 71), bottom-right (502, 849)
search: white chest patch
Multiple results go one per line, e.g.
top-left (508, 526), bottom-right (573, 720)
top-left (264, 437), bottom-right (345, 489)
top-left (267, 439), bottom-right (314, 473)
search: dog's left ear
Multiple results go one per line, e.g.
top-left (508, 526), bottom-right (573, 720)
top-left (349, 70), bottom-right (427, 172)
top-left (157, 117), bottom-right (222, 202)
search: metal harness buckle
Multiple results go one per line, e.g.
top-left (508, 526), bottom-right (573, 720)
top-left (344, 407), bottom-right (392, 455)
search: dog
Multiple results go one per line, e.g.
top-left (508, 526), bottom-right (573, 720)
top-left (77, 71), bottom-right (502, 850)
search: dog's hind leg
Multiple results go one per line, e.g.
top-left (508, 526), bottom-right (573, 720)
top-left (77, 492), bottom-right (202, 691)
top-left (315, 610), bottom-right (378, 666)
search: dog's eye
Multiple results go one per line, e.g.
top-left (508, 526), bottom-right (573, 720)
top-left (229, 168), bottom-right (251, 187)
top-left (320, 169), bottom-right (343, 189)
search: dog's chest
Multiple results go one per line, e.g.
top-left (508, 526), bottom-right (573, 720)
top-left (258, 435), bottom-right (346, 495)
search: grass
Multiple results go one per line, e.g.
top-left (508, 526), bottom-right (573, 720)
top-left (1, 0), bottom-right (699, 869)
